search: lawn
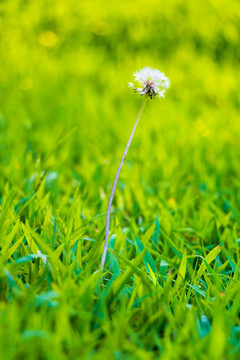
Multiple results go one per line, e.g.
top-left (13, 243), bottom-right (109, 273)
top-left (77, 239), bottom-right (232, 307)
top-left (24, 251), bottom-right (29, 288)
top-left (0, 0), bottom-right (240, 359)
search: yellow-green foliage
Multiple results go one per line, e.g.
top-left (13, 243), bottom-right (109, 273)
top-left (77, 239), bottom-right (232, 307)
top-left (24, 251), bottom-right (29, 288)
top-left (0, 1), bottom-right (239, 359)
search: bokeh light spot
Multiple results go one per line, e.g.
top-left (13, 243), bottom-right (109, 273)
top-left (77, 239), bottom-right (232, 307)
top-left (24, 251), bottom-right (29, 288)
top-left (38, 31), bottom-right (58, 47)
top-left (92, 20), bottom-right (110, 36)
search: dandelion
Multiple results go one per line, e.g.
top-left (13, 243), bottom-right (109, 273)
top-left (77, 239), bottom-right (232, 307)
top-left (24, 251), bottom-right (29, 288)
top-left (128, 67), bottom-right (170, 99)
top-left (100, 67), bottom-right (170, 269)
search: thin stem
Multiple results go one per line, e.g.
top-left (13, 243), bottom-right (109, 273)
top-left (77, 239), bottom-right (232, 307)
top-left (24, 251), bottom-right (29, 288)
top-left (100, 96), bottom-right (147, 269)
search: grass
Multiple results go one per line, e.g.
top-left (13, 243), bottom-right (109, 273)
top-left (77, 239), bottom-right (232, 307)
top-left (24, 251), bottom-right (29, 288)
top-left (0, 0), bottom-right (240, 359)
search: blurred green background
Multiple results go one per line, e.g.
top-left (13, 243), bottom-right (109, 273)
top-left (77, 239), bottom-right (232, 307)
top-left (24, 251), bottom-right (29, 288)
top-left (1, 0), bottom-right (240, 213)
top-left (0, 1), bottom-right (240, 358)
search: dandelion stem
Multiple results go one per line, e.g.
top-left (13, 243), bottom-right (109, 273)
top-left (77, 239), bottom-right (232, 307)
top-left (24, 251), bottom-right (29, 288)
top-left (100, 96), bottom-right (147, 269)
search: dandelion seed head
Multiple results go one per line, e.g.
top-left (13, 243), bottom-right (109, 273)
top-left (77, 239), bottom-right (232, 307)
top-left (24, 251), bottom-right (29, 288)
top-left (129, 66), bottom-right (170, 99)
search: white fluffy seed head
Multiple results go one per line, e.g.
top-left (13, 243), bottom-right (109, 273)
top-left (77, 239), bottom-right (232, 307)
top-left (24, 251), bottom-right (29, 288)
top-left (128, 66), bottom-right (170, 99)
